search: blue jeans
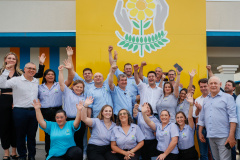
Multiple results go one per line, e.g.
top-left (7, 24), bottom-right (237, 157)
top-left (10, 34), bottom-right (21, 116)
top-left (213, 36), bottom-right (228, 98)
top-left (232, 146), bottom-right (236, 160)
top-left (196, 125), bottom-right (214, 160)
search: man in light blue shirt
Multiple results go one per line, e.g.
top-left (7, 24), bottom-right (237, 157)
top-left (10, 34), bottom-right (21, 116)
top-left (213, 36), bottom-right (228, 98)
top-left (198, 76), bottom-right (237, 160)
top-left (87, 72), bottom-right (112, 118)
top-left (108, 46), bottom-right (139, 97)
top-left (108, 65), bottom-right (138, 117)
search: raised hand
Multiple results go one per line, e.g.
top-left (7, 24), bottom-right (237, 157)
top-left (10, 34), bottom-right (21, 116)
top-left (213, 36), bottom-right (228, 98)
top-left (133, 64), bottom-right (139, 71)
top-left (133, 104), bottom-right (139, 115)
top-left (58, 65), bottom-right (64, 71)
top-left (195, 102), bottom-right (202, 111)
top-left (66, 46), bottom-right (74, 56)
top-left (32, 99), bottom-right (41, 110)
top-left (39, 53), bottom-right (46, 65)
top-left (189, 69), bottom-right (196, 78)
top-left (108, 46), bottom-right (113, 53)
top-left (114, 0), bottom-right (133, 34)
top-left (85, 97), bottom-right (94, 107)
top-left (161, 74), bottom-right (166, 80)
top-left (176, 68), bottom-right (181, 75)
top-left (141, 103), bottom-right (148, 114)
top-left (206, 65), bottom-right (211, 71)
top-left (141, 61), bottom-right (147, 67)
top-left (111, 65), bottom-right (118, 73)
top-left (63, 59), bottom-right (72, 70)
top-left (76, 101), bottom-right (84, 111)
top-left (6, 64), bottom-right (15, 70)
top-left (186, 93), bottom-right (194, 105)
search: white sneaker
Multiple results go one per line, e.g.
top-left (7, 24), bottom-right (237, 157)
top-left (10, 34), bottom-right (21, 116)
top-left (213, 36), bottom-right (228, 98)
top-left (83, 154), bottom-right (87, 160)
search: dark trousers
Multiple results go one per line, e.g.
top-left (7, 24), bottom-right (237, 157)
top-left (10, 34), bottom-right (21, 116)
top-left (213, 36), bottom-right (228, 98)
top-left (112, 149), bottom-right (141, 160)
top-left (178, 146), bottom-right (198, 160)
top-left (41, 106), bottom-right (62, 156)
top-left (232, 146), bottom-right (236, 160)
top-left (87, 144), bottom-right (116, 160)
top-left (12, 107), bottom-right (38, 159)
top-left (155, 150), bottom-right (178, 160)
top-left (49, 146), bottom-right (82, 160)
top-left (0, 94), bottom-right (17, 149)
top-left (141, 139), bottom-right (158, 160)
top-left (67, 118), bottom-right (86, 151)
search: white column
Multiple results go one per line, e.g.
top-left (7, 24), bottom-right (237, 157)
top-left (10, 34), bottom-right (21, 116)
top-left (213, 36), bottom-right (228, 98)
top-left (215, 65), bottom-right (239, 88)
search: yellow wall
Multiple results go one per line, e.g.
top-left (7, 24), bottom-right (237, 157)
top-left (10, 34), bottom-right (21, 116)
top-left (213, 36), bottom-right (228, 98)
top-left (76, 0), bottom-right (207, 98)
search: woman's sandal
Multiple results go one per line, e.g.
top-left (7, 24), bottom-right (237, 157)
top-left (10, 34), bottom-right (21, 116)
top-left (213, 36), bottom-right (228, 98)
top-left (2, 156), bottom-right (10, 160)
top-left (10, 155), bottom-right (19, 160)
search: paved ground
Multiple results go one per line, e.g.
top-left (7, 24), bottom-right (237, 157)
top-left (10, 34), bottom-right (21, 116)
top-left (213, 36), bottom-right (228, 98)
top-left (0, 144), bottom-right (240, 160)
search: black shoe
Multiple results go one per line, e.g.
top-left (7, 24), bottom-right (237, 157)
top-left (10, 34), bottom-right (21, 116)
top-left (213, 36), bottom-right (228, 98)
top-left (18, 158), bottom-right (26, 160)
top-left (28, 157), bottom-right (35, 160)
top-left (10, 155), bottom-right (19, 160)
top-left (3, 156), bottom-right (10, 160)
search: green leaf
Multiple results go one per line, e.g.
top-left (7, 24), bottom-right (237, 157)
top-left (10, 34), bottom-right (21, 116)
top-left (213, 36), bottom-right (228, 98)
top-left (136, 37), bottom-right (139, 43)
top-left (150, 44), bottom-right (155, 49)
top-left (144, 37), bottom-right (147, 43)
top-left (143, 20), bottom-right (151, 29)
top-left (162, 39), bottom-right (169, 42)
top-left (125, 34), bottom-right (128, 40)
top-left (155, 34), bottom-right (158, 40)
top-left (128, 35), bottom-right (132, 41)
top-left (128, 44), bottom-right (134, 50)
top-left (133, 45), bottom-right (138, 52)
top-left (132, 20), bottom-right (140, 28)
top-left (140, 37), bottom-right (143, 43)
top-left (148, 36), bottom-right (151, 42)
top-left (158, 32), bottom-right (161, 38)
top-left (158, 40), bottom-right (164, 45)
top-left (154, 43), bottom-right (160, 48)
top-left (119, 41), bottom-right (125, 45)
top-left (132, 36), bottom-right (135, 42)
top-left (145, 45), bottom-right (150, 52)
top-left (151, 35), bottom-right (155, 41)
top-left (123, 43), bottom-right (129, 48)
top-left (161, 31), bottom-right (164, 37)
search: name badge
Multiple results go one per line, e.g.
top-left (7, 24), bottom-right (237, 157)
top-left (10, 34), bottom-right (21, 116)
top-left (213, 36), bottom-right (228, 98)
top-left (66, 129), bottom-right (70, 135)
top-left (179, 105), bottom-right (183, 110)
top-left (182, 132), bottom-right (186, 138)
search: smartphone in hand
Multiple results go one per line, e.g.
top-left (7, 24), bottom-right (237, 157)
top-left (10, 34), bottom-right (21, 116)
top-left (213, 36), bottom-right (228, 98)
top-left (174, 63), bottom-right (183, 72)
top-left (225, 143), bottom-right (231, 150)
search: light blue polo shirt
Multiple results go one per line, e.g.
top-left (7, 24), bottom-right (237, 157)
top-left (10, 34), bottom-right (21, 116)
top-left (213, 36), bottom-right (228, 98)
top-left (156, 122), bottom-right (179, 154)
top-left (176, 99), bottom-right (190, 118)
top-left (110, 85), bottom-right (136, 116)
top-left (178, 124), bottom-right (195, 150)
top-left (136, 112), bottom-right (160, 140)
top-left (111, 123), bottom-right (145, 150)
top-left (88, 118), bottom-right (116, 146)
top-left (40, 120), bottom-right (80, 160)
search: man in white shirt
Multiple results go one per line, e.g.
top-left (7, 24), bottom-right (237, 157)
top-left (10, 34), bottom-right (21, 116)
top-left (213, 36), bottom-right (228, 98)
top-left (0, 62), bottom-right (38, 160)
top-left (133, 64), bottom-right (163, 116)
top-left (193, 78), bottom-right (214, 160)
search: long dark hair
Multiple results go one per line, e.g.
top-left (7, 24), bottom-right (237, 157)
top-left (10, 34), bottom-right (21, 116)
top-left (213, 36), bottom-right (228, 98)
top-left (42, 69), bottom-right (56, 84)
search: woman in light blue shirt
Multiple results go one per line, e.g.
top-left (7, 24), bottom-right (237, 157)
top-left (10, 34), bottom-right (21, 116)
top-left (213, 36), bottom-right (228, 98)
top-left (33, 99), bottom-right (82, 160)
top-left (111, 109), bottom-right (145, 160)
top-left (142, 107), bottom-right (179, 160)
top-left (81, 97), bottom-right (116, 160)
top-left (156, 69), bottom-right (181, 123)
top-left (59, 64), bottom-right (86, 154)
top-left (176, 88), bottom-right (189, 117)
top-left (176, 93), bottom-right (198, 160)
top-left (133, 103), bottom-right (159, 160)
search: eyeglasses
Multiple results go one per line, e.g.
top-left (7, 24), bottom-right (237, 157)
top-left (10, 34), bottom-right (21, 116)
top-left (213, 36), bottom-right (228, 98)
top-left (25, 67), bottom-right (36, 71)
top-left (119, 112), bottom-right (127, 116)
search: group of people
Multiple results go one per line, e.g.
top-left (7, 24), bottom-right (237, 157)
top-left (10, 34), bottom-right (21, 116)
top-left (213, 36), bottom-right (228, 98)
top-left (0, 45), bottom-right (239, 160)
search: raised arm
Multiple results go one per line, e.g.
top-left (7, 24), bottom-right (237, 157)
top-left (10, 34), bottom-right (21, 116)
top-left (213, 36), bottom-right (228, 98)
top-left (33, 99), bottom-right (46, 129)
top-left (0, 64), bottom-right (15, 88)
top-left (133, 104), bottom-right (139, 118)
top-left (109, 65), bottom-right (118, 91)
top-left (173, 69), bottom-right (181, 98)
top-left (158, 74), bottom-right (166, 88)
top-left (187, 69), bottom-right (196, 94)
top-left (34, 53), bottom-right (46, 78)
top-left (108, 45), bottom-right (114, 66)
top-left (81, 97), bottom-right (94, 127)
top-left (58, 65), bottom-right (65, 92)
top-left (73, 101), bottom-right (83, 129)
top-left (133, 64), bottom-right (140, 85)
top-left (186, 93), bottom-right (195, 129)
top-left (63, 59), bottom-right (75, 87)
top-left (139, 61), bottom-right (147, 81)
top-left (206, 65), bottom-right (214, 78)
top-left (141, 103), bottom-right (156, 131)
